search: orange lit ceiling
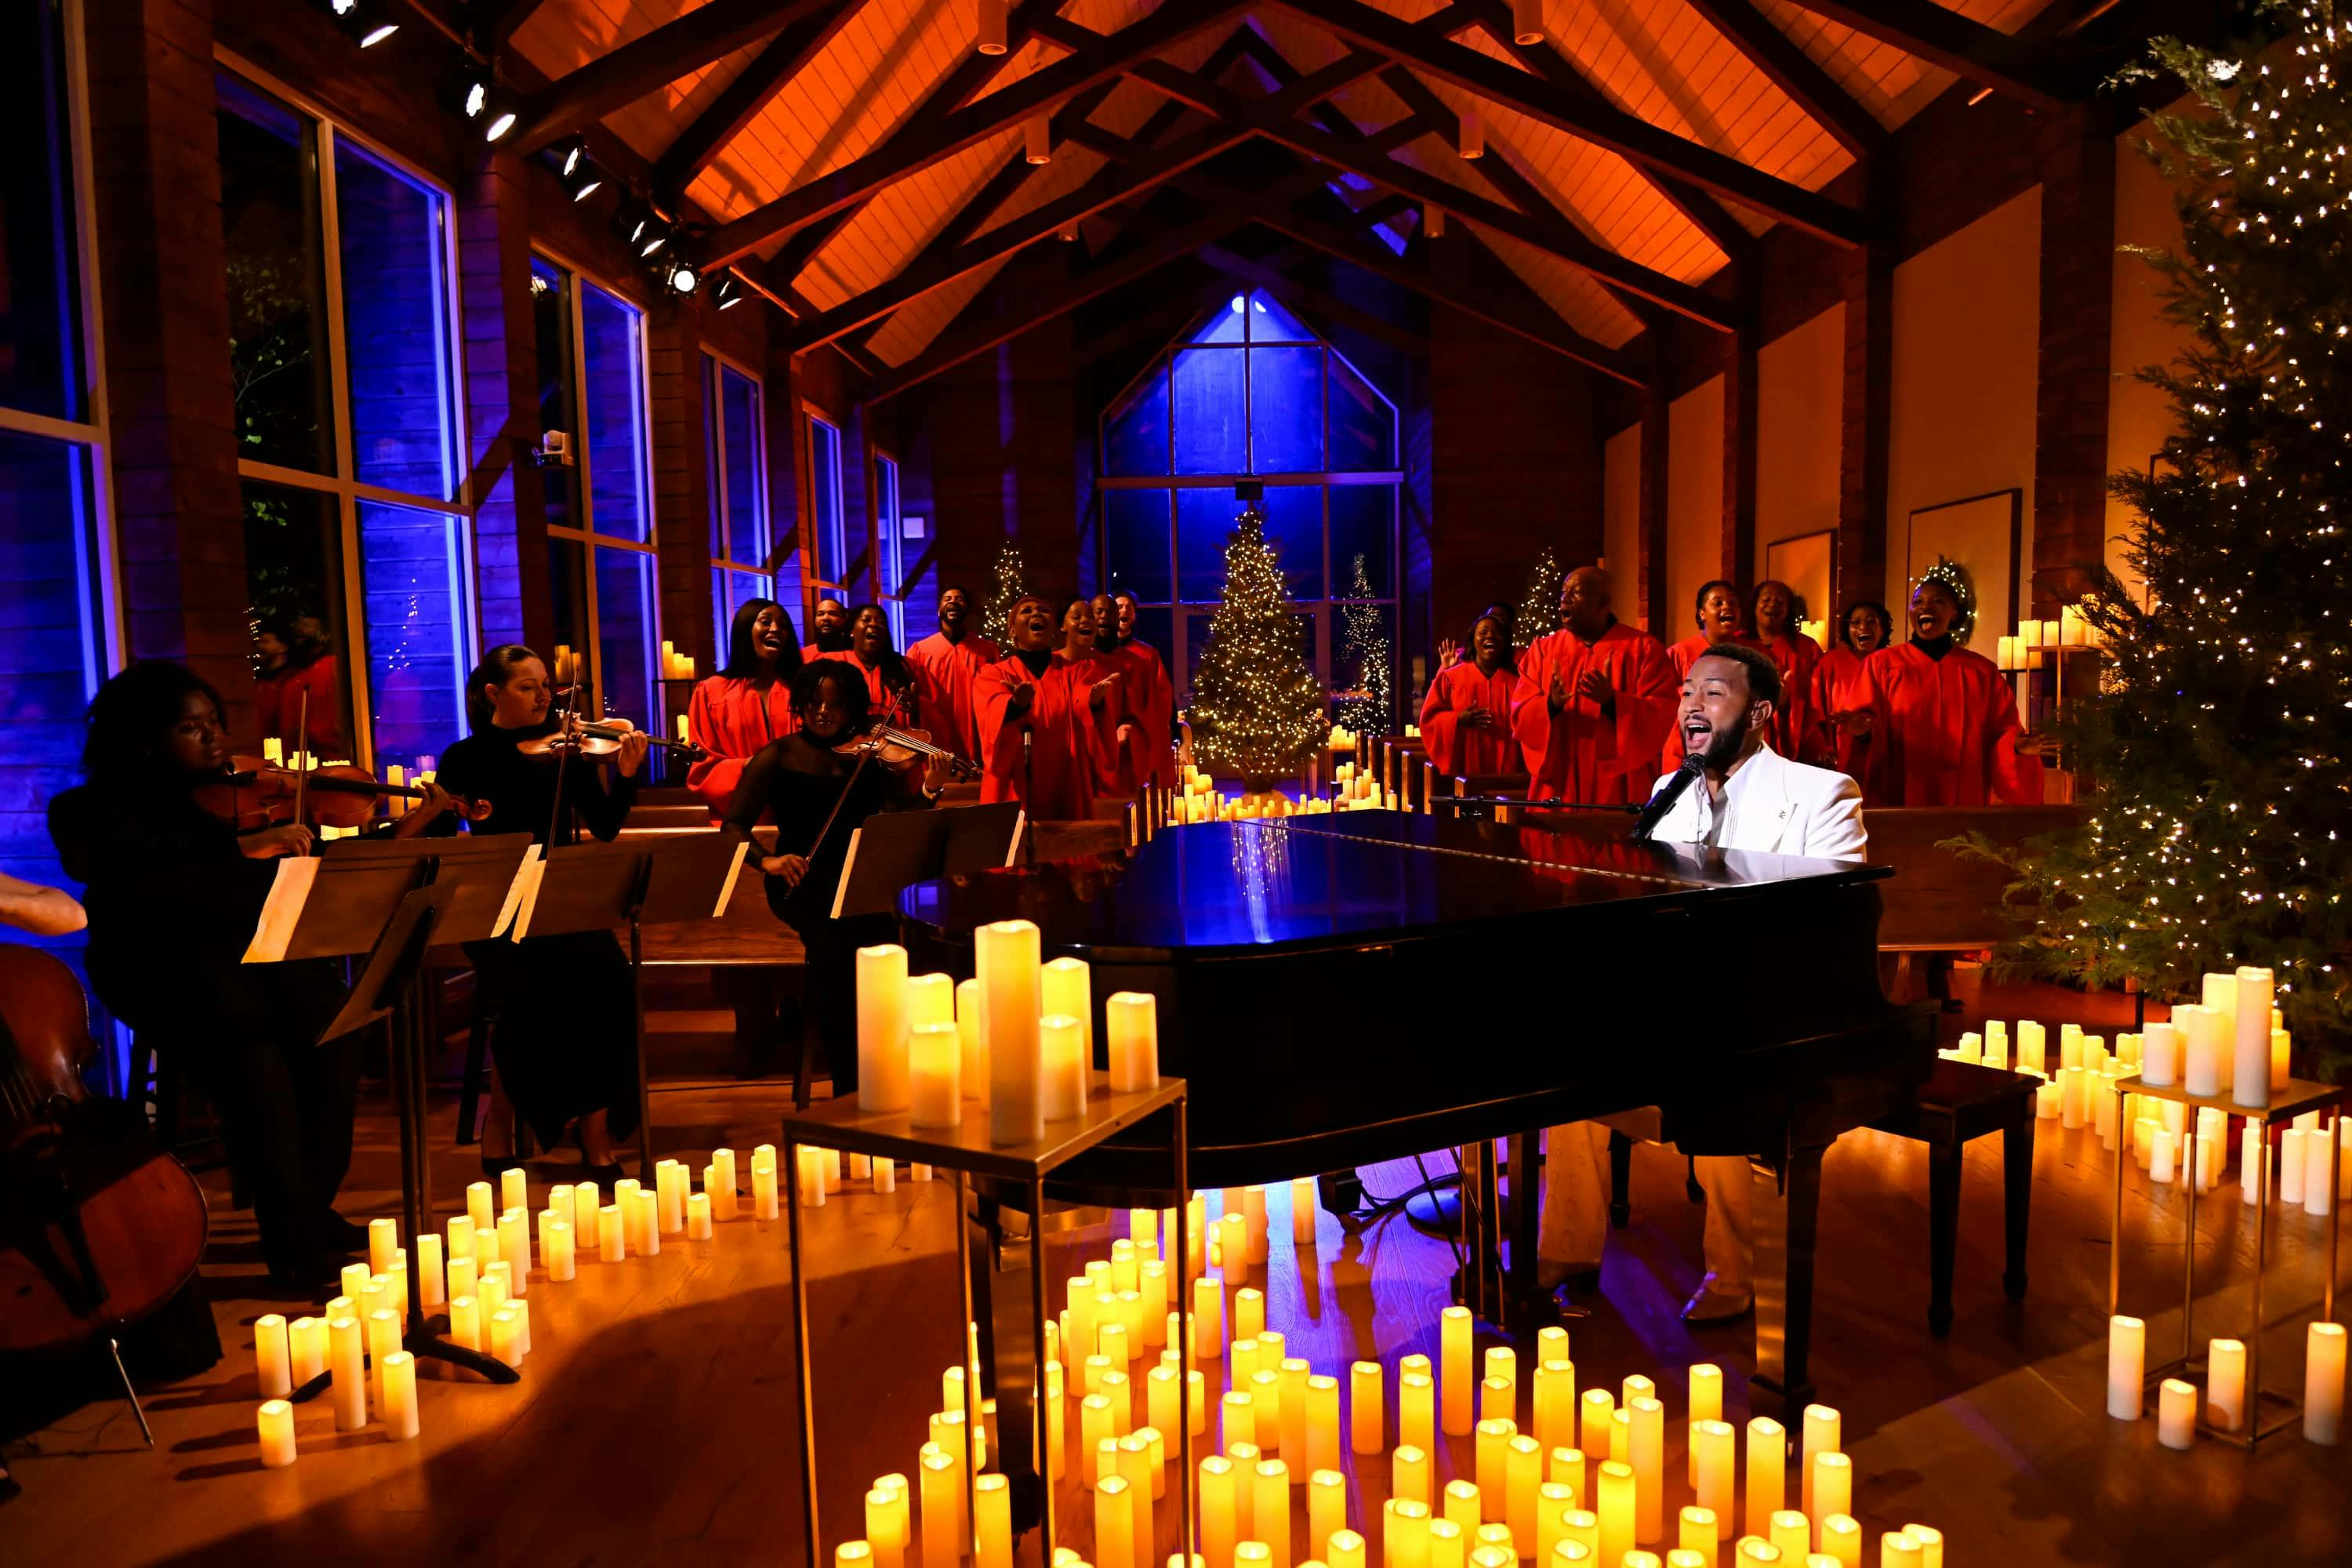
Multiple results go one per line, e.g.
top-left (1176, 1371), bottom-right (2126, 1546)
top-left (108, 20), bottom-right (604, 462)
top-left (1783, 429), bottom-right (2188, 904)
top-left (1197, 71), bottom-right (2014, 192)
top-left (499, 0), bottom-right (2100, 394)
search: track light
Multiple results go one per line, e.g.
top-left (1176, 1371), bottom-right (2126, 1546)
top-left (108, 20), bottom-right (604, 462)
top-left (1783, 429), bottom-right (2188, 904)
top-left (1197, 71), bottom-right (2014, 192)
top-left (1025, 116), bottom-right (1051, 165)
top-left (329, 0), bottom-right (398, 47)
top-left (1425, 205), bottom-right (1446, 239)
top-left (713, 274), bottom-right (743, 310)
top-left (978, 0), bottom-right (1007, 56)
top-left (485, 107), bottom-right (517, 143)
top-left (1512, 0), bottom-right (1545, 45)
top-left (560, 143), bottom-right (603, 202)
top-left (1459, 111), bottom-right (1484, 161)
top-left (666, 260), bottom-right (700, 296)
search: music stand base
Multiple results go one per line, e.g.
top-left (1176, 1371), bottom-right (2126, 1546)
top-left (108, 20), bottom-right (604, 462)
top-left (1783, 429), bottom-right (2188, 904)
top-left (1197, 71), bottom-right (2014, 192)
top-left (1404, 1182), bottom-right (1462, 1238)
top-left (405, 1325), bottom-right (522, 1384)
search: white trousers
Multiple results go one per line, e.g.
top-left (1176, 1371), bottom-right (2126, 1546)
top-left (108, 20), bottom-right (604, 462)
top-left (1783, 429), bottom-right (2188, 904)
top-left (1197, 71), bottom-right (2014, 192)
top-left (1537, 1122), bottom-right (1755, 1298)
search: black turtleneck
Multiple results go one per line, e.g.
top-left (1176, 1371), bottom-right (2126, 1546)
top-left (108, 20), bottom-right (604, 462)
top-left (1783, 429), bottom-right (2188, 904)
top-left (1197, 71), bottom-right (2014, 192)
top-left (1014, 647), bottom-right (1053, 678)
top-left (430, 723), bottom-right (637, 846)
top-left (1911, 633), bottom-right (1955, 662)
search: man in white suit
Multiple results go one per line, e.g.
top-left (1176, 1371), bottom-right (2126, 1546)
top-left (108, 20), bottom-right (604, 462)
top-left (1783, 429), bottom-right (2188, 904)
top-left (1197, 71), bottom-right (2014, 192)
top-left (1539, 641), bottom-right (1866, 1320)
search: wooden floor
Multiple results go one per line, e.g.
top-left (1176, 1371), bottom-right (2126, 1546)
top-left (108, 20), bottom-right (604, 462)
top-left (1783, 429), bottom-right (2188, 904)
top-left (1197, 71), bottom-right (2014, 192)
top-left (5, 981), bottom-right (2348, 1567)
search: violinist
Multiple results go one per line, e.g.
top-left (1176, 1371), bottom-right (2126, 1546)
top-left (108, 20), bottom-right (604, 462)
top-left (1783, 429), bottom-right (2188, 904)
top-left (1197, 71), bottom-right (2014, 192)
top-left (251, 613), bottom-right (347, 760)
top-left (427, 645), bottom-right (647, 1184)
top-left (47, 662), bottom-right (458, 1287)
top-left (684, 597), bottom-right (802, 816)
top-left (721, 659), bottom-right (955, 1096)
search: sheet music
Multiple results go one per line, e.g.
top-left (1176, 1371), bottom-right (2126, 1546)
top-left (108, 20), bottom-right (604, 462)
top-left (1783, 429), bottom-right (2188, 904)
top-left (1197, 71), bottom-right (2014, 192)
top-left (501, 848), bottom-right (549, 942)
top-left (241, 856), bottom-right (321, 964)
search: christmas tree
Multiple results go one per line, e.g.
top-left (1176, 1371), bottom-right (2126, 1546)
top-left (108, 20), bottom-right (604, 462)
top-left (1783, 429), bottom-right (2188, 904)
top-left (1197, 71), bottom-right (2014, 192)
top-left (1513, 546), bottom-right (1565, 652)
top-left (1955, 6), bottom-right (2352, 1064)
top-left (978, 539), bottom-right (1029, 648)
top-left (1189, 499), bottom-right (1327, 782)
top-left (1333, 554), bottom-right (1393, 740)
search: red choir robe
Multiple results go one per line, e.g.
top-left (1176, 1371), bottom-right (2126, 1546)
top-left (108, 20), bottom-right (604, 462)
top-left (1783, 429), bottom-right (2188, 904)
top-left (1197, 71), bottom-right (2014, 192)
top-left (1859, 641), bottom-right (2041, 806)
top-left (1509, 623), bottom-right (1679, 805)
top-left (1751, 630), bottom-right (1824, 764)
top-left (255, 655), bottom-right (347, 760)
top-left (840, 651), bottom-right (933, 730)
top-left (1417, 659), bottom-right (1522, 777)
top-left (906, 631), bottom-right (1000, 764)
top-left (974, 653), bottom-right (1113, 821)
top-left (1098, 638), bottom-right (1177, 789)
top-left (1809, 646), bottom-right (1875, 780)
top-left (684, 674), bottom-right (797, 814)
top-left (1060, 649), bottom-right (1153, 797)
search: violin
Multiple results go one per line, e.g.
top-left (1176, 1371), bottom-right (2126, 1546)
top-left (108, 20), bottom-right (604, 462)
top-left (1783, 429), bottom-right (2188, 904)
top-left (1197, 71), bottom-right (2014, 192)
top-left (0, 946), bottom-right (209, 1354)
top-left (515, 713), bottom-right (707, 762)
top-left (193, 756), bottom-right (485, 832)
top-left (832, 721), bottom-right (978, 780)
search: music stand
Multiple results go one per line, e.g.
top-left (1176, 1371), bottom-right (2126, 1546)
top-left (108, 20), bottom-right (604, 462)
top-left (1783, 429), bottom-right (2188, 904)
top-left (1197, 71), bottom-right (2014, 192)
top-left (518, 835), bottom-right (747, 1182)
top-left (829, 803), bottom-right (1023, 920)
top-left (249, 833), bottom-right (535, 1389)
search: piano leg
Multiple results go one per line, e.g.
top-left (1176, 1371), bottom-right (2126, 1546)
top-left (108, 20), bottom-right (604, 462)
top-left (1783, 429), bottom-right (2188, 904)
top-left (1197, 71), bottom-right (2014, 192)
top-left (1748, 1142), bottom-right (1827, 1412)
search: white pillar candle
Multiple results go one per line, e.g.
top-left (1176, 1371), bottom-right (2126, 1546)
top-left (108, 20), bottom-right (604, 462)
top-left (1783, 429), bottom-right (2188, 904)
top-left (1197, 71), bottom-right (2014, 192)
top-left (873, 1157), bottom-right (895, 1194)
top-left (2272, 1028), bottom-right (2292, 1091)
top-left (1685, 1365), bottom-right (1721, 1486)
top-left (2201, 971), bottom-right (2239, 1088)
top-left (1581, 1388), bottom-right (1614, 1461)
top-left (448, 1293), bottom-right (481, 1351)
top-left (2017, 1020), bottom-right (2046, 1076)
top-left (341, 1261), bottom-right (372, 1305)
top-left (367, 1216), bottom-right (398, 1276)
top-left (856, 944), bottom-right (913, 1113)
top-left (1309, 1468), bottom-right (1348, 1563)
top-left (489, 1306), bottom-right (524, 1367)
top-left (288, 1316), bottom-right (326, 1385)
top-left (2108, 1315), bottom-right (2144, 1418)
top-left (1042, 954), bottom-right (1094, 1071)
top-left (1302, 1370), bottom-right (1341, 1476)
top-left (2231, 968), bottom-right (2274, 1108)
top-left (572, 1180), bottom-right (600, 1248)
top-left (2306, 1321), bottom-right (2347, 1443)
top-left (464, 1181), bottom-right (495, 1240)
top-left (1040, 1014), bottom-right (1087, 1121)
top-left (1244, 1185), bottom-right (1269, 1263)
top-left (1200, 1456), bottom-right (1237, 1566)
top-left (1744, 1417), bottom-right (1784, 1537)
top-left (500, 1165), bottom-right (527, 1217)
top-left (379, 1349), bottom-right (420, 1441)
top-left (1596, 1460), bottom-right (1635, 1567)
top-left (1690, 1419), bottom-right (1734, 1538)
top-left (1798, 1405), bottom-right (1838, 1516)
top-left (601, 1203), bottom-right (626, 1261)
top-left (407, 1232), bottom-right (441, 1309)
top-left (1252, 1458), bottom-right (1290, 1567)
top-left (2157, 1377), bottom-right (2197, 1449)
top-left (1221, 1210), bottom-right (1248, 1286)
top-left (2202, 1337), bottom-right (2247, 1432)
top-left (252, 1312), bottom-right (292, 1398)
top-left (978, 920), bottom-right (1043, 1145)
top-left (328, 1314), bottom-right (367, 1429)
top-left (1809, 1451), bottom-right (1851, 1545)
top-left (256, 1398), bottom-right (297, 1468)
top-left (480, 1262), bottom-right (510, 1316)
top-left (2179, 1004), bottom-right (2223, 1097)
top-left (906, 1020), bottom-right (963, 1128)
top-left (1232, 1285), bottom-right (1265, 1342)
top-left (684, 1190), bottom-right (712, 1238)
top-left (1881, 1531), bottom-right (1924, 1566)
top-left (498, 1210), bottom-right (529, 1289)
top-left (2150, 1128), bottom-right (2177, 1185)
top-left (907, 969), bottom-right (953, 1030)
top-left (1342, 1359), bottom-right (1382, 1453)
top-left (635, 1188), bottom-right (661, 1255)
top-left (539, 1216), bottom-right (571, 1279)
top-left (2059, 1066), bottom-right (2087, 1130)
top-left (2139, 1021), bottom-right (2177, 1086)
top-left (2282, 1128), bottom-right (2308, 1205)
top-left (1475, 1417), bottom-right (1513, 1508)
top-left (1443, 1305), bottom-right (1475, 1436)
top-left (954, 977), bottom-right (987, 1110)
top-left (2239, 1123), bottom-right (2266, 1205)
top-left (365, 1308), bottom-right (400, 1409)
top-left (919, 1446), bottom-right (958, 1568)
top-left (657, 1160), bottom-right (686, 1233)
top-left (1402, 1371), bottom-right (1436, 1454)
top-left (1628, 1397), bottom-right (1664, 1542)
top-left (2035, 1080), bottom-right (2060, 1119)
top-left (1108, 991), bottom-right (1161, 1093)
top-left (752, 1157), bottom-right (779, 1220)
top-left (1280, 1356), bottom-right (1311, 1464)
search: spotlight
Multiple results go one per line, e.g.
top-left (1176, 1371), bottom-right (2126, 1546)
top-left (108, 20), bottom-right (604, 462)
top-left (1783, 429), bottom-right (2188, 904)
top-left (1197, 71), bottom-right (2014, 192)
top-left (612, 198), bottom-right (668, 256)
top-left (666, 260), bottom-right (700, 296)
top-left (560, 143), bottom-right (603, 202)
top-left (1511, 0), bottom-right (1545, 45)
top-left (485, 107), bottom-right (517, 143)
top-left (713, 274), bottom-right (743, 310)
top-left (328, 0), bottom-right (399, 47)
top-left (977, 0), bottom-right (1007, 55)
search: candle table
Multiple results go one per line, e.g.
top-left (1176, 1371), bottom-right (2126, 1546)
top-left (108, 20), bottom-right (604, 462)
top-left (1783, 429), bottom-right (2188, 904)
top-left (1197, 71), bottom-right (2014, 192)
top-left (2106, 1069), bottom-right (2343, 1447)
top-left (780, 1071), bottom-right (1189, 1566)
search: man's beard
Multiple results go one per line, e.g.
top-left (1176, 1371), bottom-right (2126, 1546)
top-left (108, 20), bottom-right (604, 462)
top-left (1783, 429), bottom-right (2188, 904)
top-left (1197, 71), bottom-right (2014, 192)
top-left (1686, 710), bottom-right (1751, 771)
top-left (814, 626), bottom-right (852, 652)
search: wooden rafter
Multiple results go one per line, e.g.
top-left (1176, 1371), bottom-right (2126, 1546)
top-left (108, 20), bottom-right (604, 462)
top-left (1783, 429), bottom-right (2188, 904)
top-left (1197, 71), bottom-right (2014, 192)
top-left (1267, 0), bottom-right (1867, 245)
top-left (511, 0), bottom-right (843, 154)
top-left (473, 0), bottom-right (553, 51)
top-left (652, 0), bottom-right (868, 201)
top-left (699, 1), bottom-right (1252, 267)
top-left (1671, 0), bottom-right (1888, 161)
top-left (1785, 0), bottom-right (2080, 111)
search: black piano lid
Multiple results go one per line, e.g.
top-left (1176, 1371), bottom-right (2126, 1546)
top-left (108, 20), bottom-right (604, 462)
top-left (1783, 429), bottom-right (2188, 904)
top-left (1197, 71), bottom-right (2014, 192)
top-left (897, 811), bottom-right (1890, 961)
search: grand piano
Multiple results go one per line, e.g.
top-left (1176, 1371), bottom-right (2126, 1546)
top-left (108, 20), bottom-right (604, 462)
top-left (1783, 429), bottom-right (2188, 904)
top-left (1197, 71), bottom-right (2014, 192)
top-left (898, 808), bottom-right (1930, 1414)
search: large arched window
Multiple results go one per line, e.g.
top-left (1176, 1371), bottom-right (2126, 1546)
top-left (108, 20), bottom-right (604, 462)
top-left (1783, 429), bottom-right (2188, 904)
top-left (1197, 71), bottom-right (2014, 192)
top-left (1098, 289), bottom-right (1400, 719)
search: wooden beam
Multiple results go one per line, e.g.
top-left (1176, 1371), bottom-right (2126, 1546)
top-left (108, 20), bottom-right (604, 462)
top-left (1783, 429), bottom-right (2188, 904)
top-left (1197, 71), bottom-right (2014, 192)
top-left (474, 0), bottom-right (552, 51)
top-left (1672, 0), bottom-right (1887, 161)
top-left (1784, 0), bottom-right (2078, 111)
top-left (700, 1), bottom-right (1251, 267)
top-left (1131, 63), bottom-right (1738, 328)
top-left (652, 0), bottom-right (867, 200)
top-left (1269, 0), bottom-right (1868, 245)
top-left (512, 0), bottom-right (841, 154)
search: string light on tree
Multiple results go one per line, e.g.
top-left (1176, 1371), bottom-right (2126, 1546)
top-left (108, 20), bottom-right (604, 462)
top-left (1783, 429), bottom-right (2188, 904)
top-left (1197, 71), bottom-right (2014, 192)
top-left (1514, 546), bottom-right (1566, 652)
top-left (1334, 554), bottom-right (1393, 741)
top-left (1189, 492), bottom-right (1327, 785)
top-left (978, 540), bottom-right (1030, 650)
top-left (1959, 4), bottom-right (2352, 1071)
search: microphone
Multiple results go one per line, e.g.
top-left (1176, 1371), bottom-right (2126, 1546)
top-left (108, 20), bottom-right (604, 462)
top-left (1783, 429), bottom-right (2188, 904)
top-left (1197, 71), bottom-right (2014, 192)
top-left (1630, 752), bottom-right (1708, 844)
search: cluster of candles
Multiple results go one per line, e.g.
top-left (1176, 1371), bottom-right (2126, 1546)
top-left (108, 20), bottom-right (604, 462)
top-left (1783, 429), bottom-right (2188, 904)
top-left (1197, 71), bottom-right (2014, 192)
top-left (1158, 764), bottom-right (1397, 828)
top-left (659, 640), bottom-right (699, 681)
top-left (2107, 1317), bottom-right (2344, 1447)
top-left (249, 1152), bottom-right (825, 1468)
top-left (825, 1189), bottom-right (1951, 1568)
top-left (851, 934), bottom-right (1160, 1147)
top-left (1990, 606), bottom-right (2105, 672)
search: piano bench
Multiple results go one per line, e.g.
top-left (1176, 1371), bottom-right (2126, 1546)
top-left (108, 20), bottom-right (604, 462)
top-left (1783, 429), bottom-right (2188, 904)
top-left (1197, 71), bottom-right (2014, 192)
top-left (1868, 1058), bottom-right (2042, 1336)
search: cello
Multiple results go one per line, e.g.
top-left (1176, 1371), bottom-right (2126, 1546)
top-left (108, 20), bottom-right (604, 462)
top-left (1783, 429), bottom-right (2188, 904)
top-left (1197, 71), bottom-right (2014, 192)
top-left (0, 945), bottom-right (209, 1443)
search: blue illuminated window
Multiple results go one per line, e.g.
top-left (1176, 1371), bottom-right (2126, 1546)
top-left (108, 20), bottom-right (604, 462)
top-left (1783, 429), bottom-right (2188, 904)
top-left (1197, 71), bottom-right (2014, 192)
top-left (808, 414), bottom-right (847, 587)
top-left (1096, 288), bottom-right (1399, 720)
top-left (706, 355), bottom-right (779, 651)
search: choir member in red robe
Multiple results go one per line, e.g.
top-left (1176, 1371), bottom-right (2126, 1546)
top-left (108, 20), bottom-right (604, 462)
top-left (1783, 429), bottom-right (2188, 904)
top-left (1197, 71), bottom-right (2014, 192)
top-left (1859, 579), bottom-right (2042, 805)
top-left (800, 596), bottom-right (851, 662)
top-left (1748, 579), bottom-right (1824, 764)
top-left (1437, 601), bottom-right (1517, 670)
top-left (848, 603), bottom-right (930, 728)
top-left (684, 597), bottom-right (803, 814)
top-left (975, 593), bottom-right (1119, 820)
top-left (1809, 600), bottom-right (1889, 781)
top-left (1062, 597), bottom-right (1149, 794)
top-left (905, 584), bottom-right (999, 765)
top-left (1510, 567), bottom-right (1679, 805)
top-left (1418, 614), bottom-right (1521, 776)
top-left (252, 616), bottom-right (347, 760)
top-left (1105, 591), bottom-right (1178, 789)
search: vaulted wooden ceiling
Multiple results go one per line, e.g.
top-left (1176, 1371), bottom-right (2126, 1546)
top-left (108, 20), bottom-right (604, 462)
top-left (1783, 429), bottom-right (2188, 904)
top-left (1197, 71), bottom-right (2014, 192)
top-left (485, 0), bottom-right (2129, 396)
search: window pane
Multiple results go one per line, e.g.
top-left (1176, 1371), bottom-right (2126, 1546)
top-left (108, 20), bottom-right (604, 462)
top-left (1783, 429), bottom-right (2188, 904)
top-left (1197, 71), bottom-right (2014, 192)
top-left (1248, 290), bottom-right (1316, 343)
top-left (875, 454), bottom-right (906, 645)
top-left (218, 74), bottom-right (332, 474)
top-left (1328, 355), bottom-right (1396, 471)
top-left (580, 284), bottom-right (649, 540)
top-left (357, 501), bottom-right (470, 768)
top-left (0, 2), bottom-right (84, 422)
top-left (1179, 488), bottom-right (1261, 604)
top-left (593, 546), bottom-right (659, 730)
top-left (721, 367), bottom-right (763, 565)
top-left (531, 260), bottom-right (581, 532)
top-left (1249, 347), bottom-right (1323, 473)
top-left (0, 433), bottom-right (100, 927)
top-left (1105, 488), bottom-right (1172, 604)
top-left (1330, 484), bottom-right (1396, 599)
top-left (241, 480), bottom-right (354, 759)
top-left (334, 140), bottom-right (456, 500)
top-left (1171, 349), bottom-right (1245, 476)
top-left (1189, 294), bottom-right (1248, 344)
top-left (546, 534), bottom-right (589, 672)
top-left (809, 416), bottom-right (844, 583)
top-left (1334, 601), bottom-right (1395, 729)
top-left (713, 565), bottom-right (771, 657)
top-left (1261, 485), bottom-right (1323, 601)
top-left (1104, 367), bottom-right (1170, 477)
top-left (1127, 605), bottom-right (1174, 679)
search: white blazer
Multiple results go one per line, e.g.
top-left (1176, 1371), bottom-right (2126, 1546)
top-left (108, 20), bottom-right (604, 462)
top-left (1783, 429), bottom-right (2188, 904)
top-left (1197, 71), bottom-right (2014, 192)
top-left (1645, 743), bottom-right (1867, 862)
